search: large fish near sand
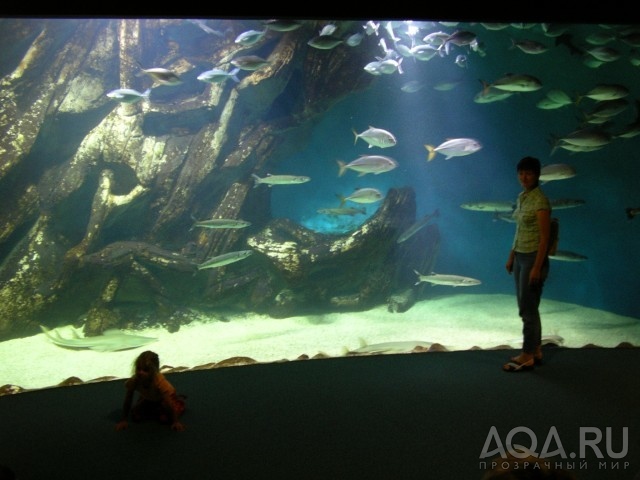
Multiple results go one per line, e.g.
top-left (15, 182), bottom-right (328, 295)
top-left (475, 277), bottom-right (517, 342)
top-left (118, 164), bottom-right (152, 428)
top-left (40, 325), bottom-right (157, 352)
top-left (414, 270), bottom-right (481, 287)
top-left (345, 338), bottom-right (434, 355)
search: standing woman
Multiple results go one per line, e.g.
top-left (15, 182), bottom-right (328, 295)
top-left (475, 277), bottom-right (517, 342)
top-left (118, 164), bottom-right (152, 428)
top-left (503, 156), bottom-right (551, 372)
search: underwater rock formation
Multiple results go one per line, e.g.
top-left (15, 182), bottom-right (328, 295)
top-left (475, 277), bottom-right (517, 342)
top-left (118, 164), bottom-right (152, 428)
top-left (245, 187), bottom-right (441, 316)
top-left (0, 18), bottom-right (380, 340)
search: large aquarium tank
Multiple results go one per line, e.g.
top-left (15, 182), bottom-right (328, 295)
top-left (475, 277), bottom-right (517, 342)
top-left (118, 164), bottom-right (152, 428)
top-left (1, 17), bottom-right (639, 393)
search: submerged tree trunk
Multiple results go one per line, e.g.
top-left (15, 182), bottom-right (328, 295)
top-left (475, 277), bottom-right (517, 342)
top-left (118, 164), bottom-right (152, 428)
top-left (0, 18), bottom-right (439, 341)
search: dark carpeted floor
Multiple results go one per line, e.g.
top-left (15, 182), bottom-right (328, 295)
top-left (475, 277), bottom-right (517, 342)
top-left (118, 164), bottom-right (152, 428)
top-left (1, 346), bottom-right (638, 480)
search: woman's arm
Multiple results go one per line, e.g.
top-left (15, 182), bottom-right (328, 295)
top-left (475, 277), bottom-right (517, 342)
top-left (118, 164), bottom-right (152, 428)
top-left (531, 208), bottom-right (551, 283)
top-left (506, 248), bottom-right (515, 273)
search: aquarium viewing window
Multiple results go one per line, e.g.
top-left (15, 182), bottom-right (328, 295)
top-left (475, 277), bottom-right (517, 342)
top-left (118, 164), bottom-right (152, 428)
top-left (0, 17), bottom-right (639, 394)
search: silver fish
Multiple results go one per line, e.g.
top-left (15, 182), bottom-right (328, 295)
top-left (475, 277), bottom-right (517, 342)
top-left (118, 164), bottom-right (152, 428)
top-left (585, 32), bottom-right (616, 45)
top-left (106, 88), bottom-right (151, 103)
top-left (580, 83), bottom-right (629, 101)
top-left (400, 80), bottom-right (426, 93)
top-left (554, 143), bottom-right (604, 154)
top-left (139, 67), bottom-right (182, 86)
top-left (616, 121), bottom-right (640, 139)
top-left (550, 198), bottom-right (586, 210)
top-left (556, 127), bottom-right (612, 147)
top-left (483, 73), bottom-right (542, 92)
top-left (40, 325), bottom-right (157, 352)
top-left (377, 58), bottom-right (403, 75)
top-left (197, 67), bottom-right (240, 84)
top-left (422, 31), bottom-right (450, 47)
top-left (585, 46), bottom-right (620, 62)
top-left (187, 19), bottom-right (224, 37)
top-left (511, 39), bottom-right (549, 54)
top-left (319, 24), bottom-right (337, 36)
top-left (474, 86), bottom-right (513, 104)
top-left (251, 173), bottom-right (310, 187)
top-left (337, 156), bottom-right (398, 177)
top-left (352, 127), bottom-right (397, 148)
top-left (398, 44), bottom-right (416, 58)
top-left (397, 209), bottom-right (440, 243)
top-left (234, 29), bottom-right (266, 46)
top-left (307, 35), bottom-right (343, 50)
top-left (191, 218), bottom-right (251, 229)
top-left (317, 207), bottom-right (366, 216)
top-left (425, 138), bottom-right (482, 161)
top-left (230, 55), bottom-right (270, 71)
top-left (537, 98), bottom-right (568, 110)
top-left (454, 54), bottom-right (467, 68)
top-left (619, 31), bottom-right (640, 47)
top-left (414, 270), bottom-right (481, 287)
top-left (481, 23), bottom-right (510, 31)
top-left (363, 61), bottom-right (384, 75)
top-left (339, 188), bottom-right (384, 205)
top-left (540, 164), bottom-right (576, 182)
top-left (262, 19), bottom-right (303, 32)
top-left (460, 201), bottom-right (515, 212)
top-left (439, 30), bottom-right (478, 55)
top-left (410, 44), bottom-right (439, 61)
top-left (196, 250), bottom-right (253, 270)
top-left (549, 250), bottom-right (588, 261)
top-left (545, 89), bottom-right (573, 105)
top-left (363, 21), bottom-right (380, 36)
top-left (345, 32), bottom-right (364, 47)
top-left (585, 99), bottom-right (628, 120)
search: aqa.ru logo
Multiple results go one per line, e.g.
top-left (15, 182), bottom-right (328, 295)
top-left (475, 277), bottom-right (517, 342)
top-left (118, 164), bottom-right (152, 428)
top-left (479, 426), bottom-right (628, 460)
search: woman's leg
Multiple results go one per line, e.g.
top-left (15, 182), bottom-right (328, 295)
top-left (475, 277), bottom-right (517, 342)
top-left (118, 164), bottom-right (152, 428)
top-left (516, 252), bottom-right (542, 354)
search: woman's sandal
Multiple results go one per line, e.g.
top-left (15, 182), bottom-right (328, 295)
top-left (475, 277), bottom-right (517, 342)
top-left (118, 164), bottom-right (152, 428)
top-left (503, 358), bottom-right (535, 372)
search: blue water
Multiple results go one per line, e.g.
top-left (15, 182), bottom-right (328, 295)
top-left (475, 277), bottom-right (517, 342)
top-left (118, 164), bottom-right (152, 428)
top-left (3, 18), bottom-right (638, 323)
top-left (268, 21), bottom-right (640, 319)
